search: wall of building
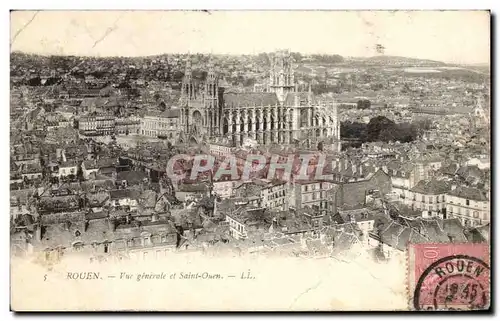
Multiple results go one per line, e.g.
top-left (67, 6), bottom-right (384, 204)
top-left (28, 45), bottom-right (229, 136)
top-left (339, 170), bottom-right (391, 209)
top-left (446, 194), bottom-right (490, 227)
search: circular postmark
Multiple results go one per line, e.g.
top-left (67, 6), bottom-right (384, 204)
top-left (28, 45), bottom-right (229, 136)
top-left (413, 255), bottom-right (490, 311)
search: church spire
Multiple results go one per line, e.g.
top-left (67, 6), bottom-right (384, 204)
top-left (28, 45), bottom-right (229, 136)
top-left (181, 56), bottom-right (195, 101)
top-left (206, 58), bottom-right (216, 82)
top-left (268, 49), bottom-right (296, 103)
top-left (184, 56), bottom-right (192, 81)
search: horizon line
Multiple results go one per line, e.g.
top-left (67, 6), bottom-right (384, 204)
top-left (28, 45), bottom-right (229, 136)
top-left (10, 50), bottom-right (491, 66)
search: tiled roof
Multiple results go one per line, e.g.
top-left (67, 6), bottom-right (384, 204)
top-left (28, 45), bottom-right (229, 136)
top-left (60, 159), bottom-right (79, 168)
top-left (116, 171), bottom-right (148, 184)
top-left (379, 221), bottom-right (428, 251)
top-left (465, 223), bottom-right (490, 243)
top-left (440, 163), bottom-right (459, 175)
top-left (109, 189), bottom-right (140, 200)
top-left (223, 92), bottom-right (279, 107)
top-left (96, 157), bottom-right (117, 168)
top-left (410, 179), bottom-right (452, 195)
top-left (83, 160), bottom-right (99, 170)
top-left (234, 182), bottom-right (263, 198)
top-left (439, 218), bottom-right (468, 243)
top-left (34, 218), bottom-right (178, 250)
top-left (178, 183), bottom-right (209, 193)
top-left (447, 186), bottom-right (489, 202)
top-left (38, 194), bottom-right (81, 212)
top-left (86, 192), bottom-right (110, 207)
top-left (144, 109), bottom-right (181, 118)
top-left (456, 165), bottom-right (485, 180)
top-left (339, 208), bottom-right (377, 222)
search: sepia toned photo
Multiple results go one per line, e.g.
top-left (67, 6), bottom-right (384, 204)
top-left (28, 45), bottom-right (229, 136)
top-left (9, 10), bottom-right (491, 311)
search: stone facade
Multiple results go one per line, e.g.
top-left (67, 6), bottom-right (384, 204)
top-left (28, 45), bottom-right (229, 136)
top-left (178, 50), bottom-right (340, 149)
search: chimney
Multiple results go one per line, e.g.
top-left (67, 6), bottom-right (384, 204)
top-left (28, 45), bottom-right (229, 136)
top-left (56, 148), bottom-right (62, 160)
top-left (344, 160), bottom-right (348, 170)
top-left (352, 163), bottom-right (357, 174)
top-left (61, 149), bottom-right (67, 163)
top-left (151, 213), bottom-right (159, 223)
top-left (64, 221), bottom-right (71, 231)
top-left (359, 165), bottom-right (363, 176)
top-left (84, 219), bottom-right (89, 232)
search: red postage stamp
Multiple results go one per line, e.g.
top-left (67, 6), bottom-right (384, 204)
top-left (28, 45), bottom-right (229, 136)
top-left (408, 243), bottom-right (490, 311)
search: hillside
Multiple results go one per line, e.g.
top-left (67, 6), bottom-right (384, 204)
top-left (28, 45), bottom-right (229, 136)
top-left (360, 55), bottom-right (447, 66)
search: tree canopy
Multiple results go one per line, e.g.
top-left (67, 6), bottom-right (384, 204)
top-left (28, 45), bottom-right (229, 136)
top-left (341, 116), bottom-right (433, 144)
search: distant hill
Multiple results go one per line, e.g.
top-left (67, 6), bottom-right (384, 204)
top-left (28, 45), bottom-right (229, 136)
top-left (459, 63), bottom-right (490, 74)
top-left (360, 55), bottom-right (447, 66)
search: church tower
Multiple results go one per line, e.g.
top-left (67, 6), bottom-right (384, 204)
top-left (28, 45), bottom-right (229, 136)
top-left (181, 57), bottom-right (196, 102)
top-left (180, 56), bottom-right (196, 134)
top-left (268, 50), bottom-right (296, 103)
top-left (204, 59), bottom-right (220, 136)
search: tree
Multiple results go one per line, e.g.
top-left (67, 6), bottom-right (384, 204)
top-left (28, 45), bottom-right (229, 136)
top-left (363, 116), bottom-right (396, 142)
top-left (340, 121), bottom-right (366, 139)
top-left (379, 126), bottom-right (398, 142)
top-left (357, 99), bottom-right (371, 109)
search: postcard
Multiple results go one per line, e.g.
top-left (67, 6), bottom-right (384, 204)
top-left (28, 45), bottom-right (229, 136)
top-left (9, 10), bottom-right (491, 311)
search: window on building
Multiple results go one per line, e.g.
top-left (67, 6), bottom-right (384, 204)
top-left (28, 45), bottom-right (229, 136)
top-left (466, 200), bottom-right (470, 206)
top-left (473, 211), bottom-right (479, 218)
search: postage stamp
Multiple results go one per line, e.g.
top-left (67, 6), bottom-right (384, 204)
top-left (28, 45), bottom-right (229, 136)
top-left (408, 243), bottom-right (490, 311)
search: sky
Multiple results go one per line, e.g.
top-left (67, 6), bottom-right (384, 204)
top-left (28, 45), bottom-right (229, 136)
top-left (10, 10), bottom-right (490, 64)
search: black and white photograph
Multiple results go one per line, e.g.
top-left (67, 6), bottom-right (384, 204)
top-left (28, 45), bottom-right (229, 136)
top-left (8, 9), bottom-right (491, 311)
